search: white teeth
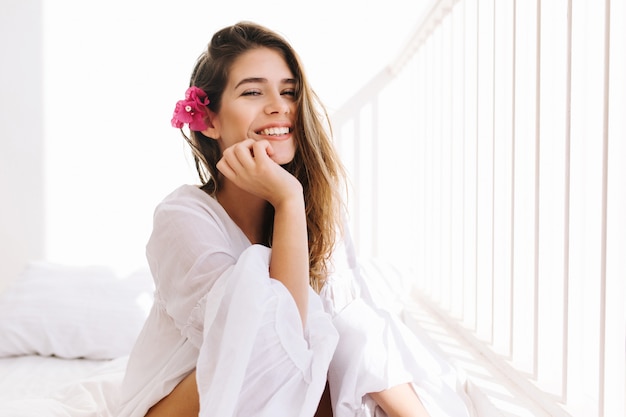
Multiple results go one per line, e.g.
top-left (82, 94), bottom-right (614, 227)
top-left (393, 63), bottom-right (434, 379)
top-left (260, 127), bottom-right (289, 136)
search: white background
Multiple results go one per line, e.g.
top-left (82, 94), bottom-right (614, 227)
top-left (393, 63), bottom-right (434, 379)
top-left (0, 0), bottom-right (428, 279)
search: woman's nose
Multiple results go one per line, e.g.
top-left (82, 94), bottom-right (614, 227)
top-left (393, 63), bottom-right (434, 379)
top-left (265, 93), bottom-right (291, 114)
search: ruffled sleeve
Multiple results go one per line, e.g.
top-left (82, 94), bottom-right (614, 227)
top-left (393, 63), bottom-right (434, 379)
top-left (196, 245), bottom-right (338, 417)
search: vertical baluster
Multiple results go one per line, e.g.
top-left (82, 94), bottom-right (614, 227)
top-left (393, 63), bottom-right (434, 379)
top-left (562, 0), bottom-right (572, 402)
top-left (598, 0), bottom-right (610, 414)
top-left (604, 0), bottom-right (626, 415)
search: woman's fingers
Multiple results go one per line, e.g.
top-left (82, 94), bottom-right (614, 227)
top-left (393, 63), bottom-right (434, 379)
top-left (251, 139), bottom-right (274, 160)
top-left (218, 139), bottom-right (275, 188)
top-left (217, 138), bottom-right (300, 207)
top-left (215, 157), bottom-right (235, 179)
top-left (232, 139), bottom-right (255, 165)
top-left (223, 139), bottom-right (270, 167)
top-left (218, 139), bottom-right (253, 180)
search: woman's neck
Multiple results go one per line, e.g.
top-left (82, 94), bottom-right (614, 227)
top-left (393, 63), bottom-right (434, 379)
top-left (215, 179), bottom-right (270, 245)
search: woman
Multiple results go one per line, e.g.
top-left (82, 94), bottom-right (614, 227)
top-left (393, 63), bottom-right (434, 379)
top-left (117, 21), bottom-right (469, 417)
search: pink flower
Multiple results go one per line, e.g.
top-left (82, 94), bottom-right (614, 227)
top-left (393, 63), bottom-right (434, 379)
top-left (171, 86), bottom-right (210, 131)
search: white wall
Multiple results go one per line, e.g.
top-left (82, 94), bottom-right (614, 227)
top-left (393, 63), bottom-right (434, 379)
top-left (0, 0), bottom-right (426, 287)
top-left (0, 0), bottom-right (45, 290)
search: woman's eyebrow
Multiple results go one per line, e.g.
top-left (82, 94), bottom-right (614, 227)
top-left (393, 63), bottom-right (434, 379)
top-left (234, 77), bottom-right (297, 89)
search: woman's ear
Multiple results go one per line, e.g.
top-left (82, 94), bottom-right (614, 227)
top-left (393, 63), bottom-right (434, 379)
top-left (200, 109), bottom-right (220, 139)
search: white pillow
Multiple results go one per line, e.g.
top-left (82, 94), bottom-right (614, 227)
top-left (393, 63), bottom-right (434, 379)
top-left (0, 261), bottom-right (154, 360)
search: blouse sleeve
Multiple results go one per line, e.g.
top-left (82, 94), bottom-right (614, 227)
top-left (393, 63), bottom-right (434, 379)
top-left (145, 190), bottom-right (246, 349)
top-left (196, 244), bottom-right (339, 417)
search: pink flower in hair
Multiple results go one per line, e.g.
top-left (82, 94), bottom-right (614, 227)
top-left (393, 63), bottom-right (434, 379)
top-left (171, 86), bottom-right (210, 131)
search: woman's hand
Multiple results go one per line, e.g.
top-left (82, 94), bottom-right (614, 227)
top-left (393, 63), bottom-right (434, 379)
top-left (217, 138), bottom-right (309, 326)
top-left (217, 138), bottom-right (302, 208)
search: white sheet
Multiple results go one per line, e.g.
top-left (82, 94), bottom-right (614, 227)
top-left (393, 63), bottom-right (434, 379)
top-left (0, 355), bottom-right (126, 417)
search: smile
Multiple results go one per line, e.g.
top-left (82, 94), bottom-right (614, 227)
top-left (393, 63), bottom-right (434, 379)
top-left (257, 127), bottom-right (291, 136)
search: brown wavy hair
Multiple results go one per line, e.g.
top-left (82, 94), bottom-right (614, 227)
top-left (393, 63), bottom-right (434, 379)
top-left (177, 21), bottom-right (346, 292)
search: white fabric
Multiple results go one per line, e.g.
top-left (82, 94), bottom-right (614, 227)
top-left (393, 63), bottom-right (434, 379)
top-left (0, 355), bottom-right (107, 402)
top-left (196, 245), bottom-right (338, 417)
top-left (0, 262), bottom-right (153, 360)
top-left (115, 184), bottom-right (473, 417)
top-left (116, 185), bottom-right (338, 417)
top-left (0, 355), bottom-right (127, 417)
top-left (322, 229), bottom-right (473, 417)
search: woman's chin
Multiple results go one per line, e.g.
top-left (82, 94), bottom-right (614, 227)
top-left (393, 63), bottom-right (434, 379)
top-left (272, 152), bottom-right (296, 166)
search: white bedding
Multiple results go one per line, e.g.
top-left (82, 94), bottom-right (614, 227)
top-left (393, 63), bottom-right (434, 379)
top-left (0, 262), bottom-right (152, 416)
top-left (0, 355), bottom-right (105, 400)
top-left (0, 355), bottom-right (127, 416)
top-left (0, 259), bottom-right (474, 417)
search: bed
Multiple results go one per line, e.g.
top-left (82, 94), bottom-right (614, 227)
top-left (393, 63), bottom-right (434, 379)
top-left (0, 261), bottom-right (154, 416)
top-left (0, 259), bottom-right (475, 417)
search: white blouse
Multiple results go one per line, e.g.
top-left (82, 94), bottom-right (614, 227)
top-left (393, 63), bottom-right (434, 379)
top-left (116, 185), bottom-right (472, 417)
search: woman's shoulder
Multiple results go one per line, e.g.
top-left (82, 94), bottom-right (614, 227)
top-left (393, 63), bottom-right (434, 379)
top-left (160, 184), bottom-right (213, 205)
top-left (155, 184), bottom-right (222, 217)
top-left (148, 184), bottom-right (228, 235)
top-left (149, 184), bottom-right (249, 249)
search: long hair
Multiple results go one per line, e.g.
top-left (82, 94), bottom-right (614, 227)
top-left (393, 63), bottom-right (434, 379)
top-left (178, 21), bottom-right (346, 292)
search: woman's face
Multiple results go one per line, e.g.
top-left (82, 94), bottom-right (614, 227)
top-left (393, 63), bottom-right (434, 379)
top-left (204, 47), bottom-right (298, 165)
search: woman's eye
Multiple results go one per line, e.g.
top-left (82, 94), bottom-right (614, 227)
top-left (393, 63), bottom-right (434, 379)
top-left (282, 89), bottom-right (296, 97)
top-left (242, 90), bottom-right (261, 96)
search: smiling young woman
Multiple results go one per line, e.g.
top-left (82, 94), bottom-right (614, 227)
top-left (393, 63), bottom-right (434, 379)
top-left (115, 21), bottom-right (470, 417)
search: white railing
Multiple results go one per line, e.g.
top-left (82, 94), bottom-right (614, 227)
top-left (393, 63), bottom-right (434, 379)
top-left (332, 0), bottom-right (625, 416)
